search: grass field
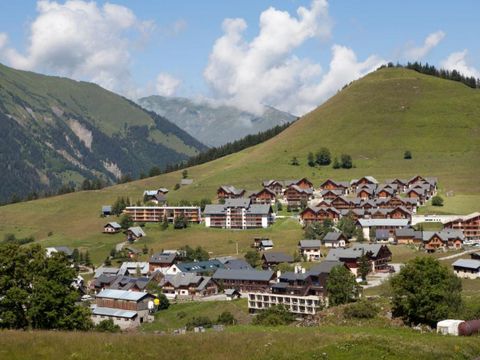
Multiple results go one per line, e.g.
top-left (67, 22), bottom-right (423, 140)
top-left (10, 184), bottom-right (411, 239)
top-left (1, 323), bottom-right (479, 360)
top-left (0, 67), bottom-right (479, 264)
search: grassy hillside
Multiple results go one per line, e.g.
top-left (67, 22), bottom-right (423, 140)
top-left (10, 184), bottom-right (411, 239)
top-left (0, 63), bottom-right (206, 202)
top-left (1, 67), bottom-right (479, 263)
top-left (1, 324), bottom-right (479, 359)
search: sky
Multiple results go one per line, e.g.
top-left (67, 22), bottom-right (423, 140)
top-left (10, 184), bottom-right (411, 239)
top-left (0, 0), bottom-right (478, 116)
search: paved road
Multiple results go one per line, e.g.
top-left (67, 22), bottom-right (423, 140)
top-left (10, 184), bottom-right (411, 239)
top-left (438, 249), bottom-right (478, 261)
top-left (362, 263), bottom-right (402, 289)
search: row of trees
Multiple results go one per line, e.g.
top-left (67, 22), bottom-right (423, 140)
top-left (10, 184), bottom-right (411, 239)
top-left (383, 61), bottom-right (480, 89)
top-left (306, 148), bottom-right (353, 169)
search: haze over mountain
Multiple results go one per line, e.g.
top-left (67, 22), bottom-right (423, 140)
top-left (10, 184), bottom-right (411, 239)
top-left (137, 95), bottom-right (296, 147)
top-left (0, 63), bottom-right (207, 203)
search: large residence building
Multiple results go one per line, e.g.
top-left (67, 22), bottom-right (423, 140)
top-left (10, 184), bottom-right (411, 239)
top-left (123, 206), bottom-right (202, 223)
top-left (204, 198), bottom-right (274, 229)
top-left (443, 212), bottom-right (480, 241)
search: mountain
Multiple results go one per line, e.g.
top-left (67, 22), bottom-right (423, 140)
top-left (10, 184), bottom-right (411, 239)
top-left (137, 95), bottom-right (296, 146)
top-left (1, 67), bottom-right (480, 264)
top-left (0, 63), bottom-right (207, 202)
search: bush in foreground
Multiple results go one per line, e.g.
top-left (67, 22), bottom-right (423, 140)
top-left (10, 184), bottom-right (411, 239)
top-left (344, 300), bottom-right (379, 319)
top-left (217, 311), bottom-right (237, 326)
top-left (186, 316), bottom-right (213, 330)
top-left (252, 305), bottom-right (295, 326)
top-left (95, 319), bottom-right (120, 333)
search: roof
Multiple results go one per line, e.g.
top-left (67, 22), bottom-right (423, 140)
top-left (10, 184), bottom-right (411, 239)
top-left (422, 229), bottom-right (465, 242)
top-left (204, 204), bottom-right (226, 215)
top-left (246, 204), bottom-right (272, 215)
top-left (48, 246), bottom-right (73, 256)
top-left (105, 222), bottom-right (121, 229)
top-left (299, 240), bottom-right (321, 249)
top-left (260, 239), bottom-right (274, 247)
top-left (213, 269), bottom-right (274, 282)
top-left (163, 273), bottom-right (208, 288)
top-left (223, 259), bottom-right (252, 270)
top-left (323, 232), bottom-right (344, 242)
top-left (452, 259), bottom-right (480, 270)
top-left (127, 227), bottom-right (146, 237)
top-left (262, 252), bottom-right (294, 263)
top-left (181, 179), bottom-right (193, 185)
top-left (92, 306), bottom-right (137, 319)
top-left (96, 289), bottom-right (151, 301)
top-left (219, 185), bottom-right (245, 196)
top-left (395, 228), bottom-right (415, 237)
top-left (358, 219), bottom-right (409, 227)
top-left (119, 262), bottom-right (149, 275)
top-left (175, 260), bottom-right (224, 273)
top-left (225, 198), bottom-right (251, 208)
top-left (102, 205), bottom-right (112, 212)
top-left (309, 260), bottom-right (344, 275)
top-left (149, 252), bottom-right (176, 264)
top-left (94, 266), bottom-right (120, 278)
top-left (326, 244), bottom-right (388, 261)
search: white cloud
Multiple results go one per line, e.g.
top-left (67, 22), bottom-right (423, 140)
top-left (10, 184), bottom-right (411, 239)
top-left (0, 32), bottom-right (7, 50)
top-left (203, 0), bottom-right (382, 116)
top-left (441, 50), bottom-right (480, 78)
top-left (155, 72), bottom-right (181, 96)
top-left (0, 0), bottom-right (177, 97)
top-left (403, 30), bottom-right (445, 61)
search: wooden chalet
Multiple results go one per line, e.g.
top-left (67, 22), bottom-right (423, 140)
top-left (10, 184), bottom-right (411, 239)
top-left (284, 184), bottom-right (313, 209)
top-left (422, 230), bottom-right (464, 252)
top-left (104, 222), bottom-right (121, 234)
top-left (161, 273), bottom-right (218, 298)
top-left (320, 189), bottom-right (344, 200)
top-left (212, 269), bottom-right (276, 292)
top-left (394, 228), bottom-right (422, 245)
top-left (262, 180), bottom-right (284, 195)
top-left (217, 185), bottom-right (246, 200)
top-left (318, 179), bottom-right (349, 194)
top-left (350, 176), bottom-right (378, 191)
top-left (300, 206), bottom-right (340, 226)
top-left (292, 177), bottom-right (314, 190)
top-left (250, 188), bottom-right (276, 205)
top-left (330, 196), bottom-right (352, 210)
top-left (262, 252), bottom-right (294, 270)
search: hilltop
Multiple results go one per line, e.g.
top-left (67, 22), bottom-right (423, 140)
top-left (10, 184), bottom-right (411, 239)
top-left (137, 95), bottom-right (296, 147)
top-left (1, 67), bottom-right (479, 263)
top-left (0, 63), bottom-right (206, 202)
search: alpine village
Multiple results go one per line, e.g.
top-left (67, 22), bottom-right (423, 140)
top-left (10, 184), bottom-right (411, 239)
top-left (1, 1), bottom-right (480, 359)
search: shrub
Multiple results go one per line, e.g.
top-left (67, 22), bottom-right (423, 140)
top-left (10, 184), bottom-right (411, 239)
top-left (344, 300), bottom-right (379, 319)
top-left (332, 157), bottom-right (341, 169)
top-left (186, 316), bottom-right (213, 330)
top-left (290, 157), bottom-right (300, 166)
top-left (217, 311), bottom-right (237, 325)
top-left (316, 147), bottom-right (331, 166)
top-left (173, 183), bottom-right (180, 191)
top-left (404, 150), bottom-right (412, 159)
top-left (253, 305), bottom-right (295, 326)
top-left (340, 154), bottom-right (353, 169)
top-left (431, 195), bottom-right (444, 206)
top-left (95, 319), bottom-right (120, 333)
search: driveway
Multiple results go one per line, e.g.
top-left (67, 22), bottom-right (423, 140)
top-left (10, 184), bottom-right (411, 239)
top-left (362, 263), bottom-right (402, 289)
top-left (438, 249), bottom-right (477, 261)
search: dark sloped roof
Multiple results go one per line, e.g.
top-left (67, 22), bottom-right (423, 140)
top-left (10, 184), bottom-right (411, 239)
top-left (212, 269), bottom-right (274, 281)
top-left (309, 260), bottom-right (344, 275)
top-left (263, 252), bottom-right (294, 263)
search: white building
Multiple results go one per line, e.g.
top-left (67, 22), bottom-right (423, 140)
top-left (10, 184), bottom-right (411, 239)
top-left (452, 259), bottom-right (480, 279)
top-left (248, 293), bottom-right (323, 316)
top-left (437, 319), bottom-right (464, 336)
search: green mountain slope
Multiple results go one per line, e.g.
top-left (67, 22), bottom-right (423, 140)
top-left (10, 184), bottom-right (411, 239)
top-left (1, 67), bottom-right (479, 263)
top-left (0, 63), bottom-right (207, 202)
top-left (137, 95), bottom-right (296, 146)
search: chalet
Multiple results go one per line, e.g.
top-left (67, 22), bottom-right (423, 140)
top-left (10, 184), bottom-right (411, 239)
top-left (406, 187), bottom-right (428, 205)
top-left (143, 188), bottom-right (168, 201)
top-left (340, 209), bottom-right (365, 221)
top-left (356, 186), bottom-right (376, 200)
top-left (102, 205), bottom-right (112, 216)
top-left (422, 230), bottom-right (464, 252)
top-left (148, 252), bottom-right (177, 273)
top-left (443, 212), bottom-right (480, 241)
top-left (204, 199), bottom-right (274, 229)
top-left (284, 184), bottom-right (313, 209)
top-left (252, 238), bottom-right (274, 251)
top-left (91, 289), bottom-right (154, 329)
top-left (125, 226), bottom-right (146, 242)
top-left (123, 206), bottom-right (201, 223)
top-left (407, 175), bottom-right (426, 187)
top-left (299, 206), bottom-right (340, 226)
top-left (323, 232), bottom-right (348, 248)
top-left (212, 269), bottom-right (276, 292)
top-left (291, 178), bottom-right (314, 190)
top-left (318, 179), bottom-right (350, 194)
top-left (225, 288), bottom-right (242, 300)
top-left (350, 176), bottom-right (378, 191)
top-left (358, 218), bottom-right (410, 241)
top-left (161, 273), bottom-right (218, 299)
top-left (452, 259), bottom-right (480, 279)
top-left (394, 228), bottom-right (423, 245)
top-left (376, 187), bottom-right (395, 198)
top-left (385, 178), bottom-right (408, 192)
top-left (298, 240), bottom-right (322, 261)
top-left (389, 206), bottom-right (412, 220)
top-left (217, 185), bottom-right (245, 200)
top-left (262, 180), bottom-right (284, 195)
top-left (166, 260), bottom-right (225, 276)
top-left (119, 262), bottom-right (149, 276)
top-left (325, 244), bottom-right (392, 276)
top-left (104, 222), bottom-right (121, 234)
top-left (222, 259), bottom-right (253, 270)
top-left (262, 252), bottom-right (294, 269)
top-left (249, 188), bottom-right (276, 205)
top-left (320, 189), bottom-right (344, 200)
top-left (330, 196), bottom-right (352, 210)
top-left (94, 266), bottom-right (120, 279)
top-left (107, 275), bottom-right (154, 292)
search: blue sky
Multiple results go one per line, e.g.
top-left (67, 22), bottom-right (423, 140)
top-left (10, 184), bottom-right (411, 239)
top-left (0, 1), bottom-right (478, 115)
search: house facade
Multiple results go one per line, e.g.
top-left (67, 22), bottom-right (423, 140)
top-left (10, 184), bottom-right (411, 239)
top-left (204, 199), bottom-right (274, 229)
top-left (123, 206), bottom-right (202, 223)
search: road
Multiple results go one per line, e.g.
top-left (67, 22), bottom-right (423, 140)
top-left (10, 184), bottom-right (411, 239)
top-left (437, 249), bottom-right (478, 261)
top-left (362, 263), bottom-right (402, 289)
